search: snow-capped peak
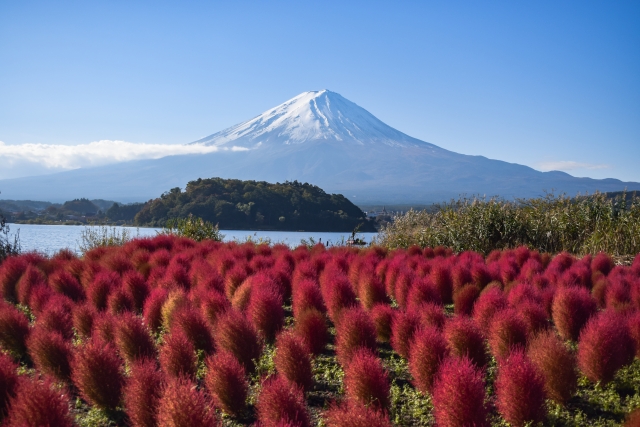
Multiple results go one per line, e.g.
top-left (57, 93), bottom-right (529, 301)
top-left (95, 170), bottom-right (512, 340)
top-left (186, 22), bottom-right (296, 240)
top-left (191, 90), bottom-right (433, 149)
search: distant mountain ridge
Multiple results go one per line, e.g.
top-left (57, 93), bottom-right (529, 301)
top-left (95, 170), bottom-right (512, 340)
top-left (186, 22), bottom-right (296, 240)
top-left (1, 90), bottom-right (639, 203)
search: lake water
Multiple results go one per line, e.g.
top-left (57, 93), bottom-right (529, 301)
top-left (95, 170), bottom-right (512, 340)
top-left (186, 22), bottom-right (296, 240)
top-left (6, 223), bottom-right (378, 255)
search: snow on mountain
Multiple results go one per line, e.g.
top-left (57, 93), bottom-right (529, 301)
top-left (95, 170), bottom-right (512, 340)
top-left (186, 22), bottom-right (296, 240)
top-left (1, 90), bottom-right (639, 204)
top-left (192, 90), bottom-right (437, 149)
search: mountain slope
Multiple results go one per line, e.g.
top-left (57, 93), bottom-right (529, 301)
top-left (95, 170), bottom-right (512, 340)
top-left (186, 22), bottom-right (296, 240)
top-left (1, 90), bottom-right (639, 203)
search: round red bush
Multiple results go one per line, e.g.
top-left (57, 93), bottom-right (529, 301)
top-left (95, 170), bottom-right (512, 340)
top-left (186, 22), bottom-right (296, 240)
top-left (114, 313), bottom-right (157, 363)
top-left (527, 330), bottom-right (577, 405)
top-left (213, 309), bottom-right (262, 373)
top-left (294, 308), bottom-right (329, 355)
top-left (444, 316), bottom-right (488, 368)
top-left (453, 283), bottom-right (480, 316)
top-left (552, 286), bottom-right (598, 341)
top-left (324, 401), bottom-right (392, 427)
top-left (370, 303), bottom-right (395, 343)
top-left (5, 377), bottom-right (74, 427)
top-left (256, 375), bottom-right (310, 427)
top-left (274, 331), bottom-right (313, 392)
top-left (409, 326), bottom-right (450, 394)
top-left (159, 330), bottom-right (197, 379)
top-left (157, 375), bottom-right (217, 427)
top-left (335, 307), bottom-right (377, 365)
top-left (0, 302), bottom-right (30, 359)
top-left (488, 309), bottom-right (529, 359)
top-left (124, 358), bottom-right (166, 427)
top-left (0, 353), bottom-right (18, 420)
top-left (204, 351), bottom-right (248, 416)
top-left (390, 310), bottom-right (421, 359)
top-left (26, 326), bottom-right (72, 381)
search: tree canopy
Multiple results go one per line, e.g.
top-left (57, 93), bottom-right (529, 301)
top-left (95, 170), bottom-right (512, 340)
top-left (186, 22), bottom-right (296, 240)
top-left (134, 177), bottom-right (375, 232)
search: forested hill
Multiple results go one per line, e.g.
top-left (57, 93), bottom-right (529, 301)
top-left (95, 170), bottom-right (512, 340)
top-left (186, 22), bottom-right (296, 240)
top-left (134, 178), bottom-right (376, 232)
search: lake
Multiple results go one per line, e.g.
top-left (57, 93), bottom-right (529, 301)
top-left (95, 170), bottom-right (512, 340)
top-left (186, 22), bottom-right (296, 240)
top-left (5, 223), bottom-right (378, 255)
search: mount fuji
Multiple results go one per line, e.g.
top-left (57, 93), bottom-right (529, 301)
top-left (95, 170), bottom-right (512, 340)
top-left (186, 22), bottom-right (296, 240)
top-left (1, 90), bottom-right (639, 204)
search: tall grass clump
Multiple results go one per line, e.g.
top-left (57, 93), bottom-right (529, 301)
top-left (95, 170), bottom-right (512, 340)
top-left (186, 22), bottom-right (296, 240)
top-left (378, 192), bottom-right (640, 256)
top-left (495, 350), bottom-right (546, 427)
top-left (432, 356), bottom-right (488, 427)
top-left (256, 375), bottom-right (311, 427)
top-left (204, 351), bottom-right (248, 417)
top-left (78, 225), bottom-right (137, 254)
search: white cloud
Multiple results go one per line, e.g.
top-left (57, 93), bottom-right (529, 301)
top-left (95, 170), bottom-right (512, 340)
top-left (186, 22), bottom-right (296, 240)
top-left (0, 140), bottom-right (250, 179)
top-left (536, 160), bottom-right (611, 172)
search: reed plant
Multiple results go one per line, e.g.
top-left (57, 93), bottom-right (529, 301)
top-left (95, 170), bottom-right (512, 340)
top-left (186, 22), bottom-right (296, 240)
top-left (378, 191), bottom-right (640, 256)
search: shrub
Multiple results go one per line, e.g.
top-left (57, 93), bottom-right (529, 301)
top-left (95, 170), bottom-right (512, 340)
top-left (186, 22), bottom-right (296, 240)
top-left (37, 299), bottom-right (74, 340)
top-left (472, 286), bottom-right (507, 332)
top-left (0, 302), bottom-right (30, 359)
top-left (114, 313), bottom-right (157, 363)
top-left (157, 375), bottom-right (217, 427)
top-left (161, 290), bottom-right (189, 330)
top-left (274, 331), bottom-right (313, 392)
top-left (72, 337), bottom-right (125, 410)
top-left (552, 286), bottom-right (598, 341)
top-left (15, 265), bottom-right (46, 306)
top-left (123, 270), bottom-right (150, 313)
top-left (358, 273), bottom-right (387, 310)
top-left (453, 283), bottom-right (480, 316)
top-left (163, 215), bottom-right (223, 242)
top-left (390, 310), bottom-right (421, 359)
top-left (578, 311), bottom-right (636, 384)
top-left (0, 353), bottom-right (18, 420)
top-left (247, 286), bottom-right (284, 343)
top-left (0, 257), bottom-right (26, 304)
top-left (294, 308), bottom-right (329, 355)
top-left (171, 307), bottom-right (214, 354)
top-left (624, 408), bottom-right (640, 427)
top-left (199, 290), bottom-right (230, 329)
top-left (87, 271), bottom-right (118, 311)
top-left (629, 311), bottom-right (640, 358)
top-left (430, 262), bottom-right (453, 304)
top-left (159, 330), bottom-right (197, 379)
top-left (256, 375), bottom-right (311, 427)
top-left (495, 350), bottom-right (546, 427)
top-left (142, 288), bottom-right (168, 333)
top-left (93, 312), bottom-right (117, 343)
top-left (416, 302), bottom-right (446, 330)
top-left (405, 278), bottom-right (441, 311)
top-left (370, 303), bottom-right (395, 343)
top-left (527, 330), bottom-right (577, 405)
top-left (444, 316), bottom-right (488, 368)
top-left (488, 309), bottom-right (529, 359)
top-left (408, 326), bottom-right (449, 394)
top-left (73, 303), bottom-right (97, 338)
top-left (26, 326), bottom-right (72, 381)
top-left (107, 287), bottom-right (134, 315)
top-left (432, 356), bottom-right (488, 427)
top-left (323, 401), bottom-right (392, 427)
top-left (517, 300), bottom-right (549, 336)
top-left (48, 270), bottom-right (84, 302)
top-left (5, 377), bottom-right (74, 427)
top-left (321, 272), bottom-right (357, 322)
top-left (224, 265), bottom-right (248, 300)
top-left (204, 351), bottom-right (248, 417)
top-left (213, 310), bottom-right (262, 373)
top-left (591, 252), bottom-right (614, 276)
top-left (335, 307), bottom-right (378, 365)
top-left (124, 358), bottom-right (166, 427)
top-left (292, 279), bottom-right (325, 318)
top-left (343, 349), bottom-right (390, 410)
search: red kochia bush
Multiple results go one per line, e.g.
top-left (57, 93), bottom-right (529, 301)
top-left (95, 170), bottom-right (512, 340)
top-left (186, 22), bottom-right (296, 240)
top-left (5, 377), bottom-right (74, 427)
top-left (409, 327), bottom-right (450, 394)
top-left (324, 401), bottom-right (393, 427)
top-left (256, 375), bottom-right (311, 427)
top-left (171, 307), bottom-right (215, 354)
top-left (73, 303), bottom-right (96, 338)
top-left (552, 286), bottom-right (597, 341)
top-left (292, 279), bottom-right (325, 318)
top-left (87, 271), bottom-right (118, 311)
top-left (72, 337), bottom-right (125, 410)
top-left (0, 302), bottom-right (30, 358)
top-left (294, 308), bottom-right (329, 355)
top-left (321, 272), bottom-right (357, 322)
top-left (114, 313), bottom-right (157, 363)
top-left (247, 286), bottom-right (284, 343)
top-left (624, 408), bottom-right (640, 427)
top-left (578, 311), bottom-right (636, 384)
top-left (213, 310), bottom-right (262, 373)
top-left (124, 359), bottom-right (166, 427)
top-left (390, 310), bottom-right (421, 359)
top-left (431, 262), bottom-right (453, 304)
top-left (48, 270), bottom-right (84, 302)
top-left (205, 351), bottom-right (248, 416)
top-left (142, 288), bottom-right (168, 333)
top-left (444, 316), bottom-right (488, 368)
top-left (432, 356), bottom-right (488, 427)
top-left (0, 257), bottom-right (28, 303)
top-left (15, 264), bottom-right (46, 306)
top-left (274, 331), bottom-right (313, 392)
top-left (200, 290), bottom-right (230, 329)
top-left (453, 283), bottom-right (480, 316)
top-left (527, 330), bottom-right (577, 405)
top-left (159, 330), bottom-right (197, 379)
top-left (344, 349), bottom-right (390, 410)
top-left (0, 353), bottom-right (18, 420)
top-left (406, 278), bottom-right (441, 311)
top-left (495, 350), bottom-right (546, 427)
top-left (488, 309), bottom-right (529, 359)
top-left (629, 312), bottom-right (640, 358)
top-left (157, 375), bottom-right (217, 427)
top-left (335, 308), bottom-right (378, 365)
top-left (122, 270), bottom-right (150, 313)
top-left (370, 303), bottom-right (395, 343)
top-left (473, 286), bottom-right (508, 332)
top-left (26, 326), bottom-right (72, 381)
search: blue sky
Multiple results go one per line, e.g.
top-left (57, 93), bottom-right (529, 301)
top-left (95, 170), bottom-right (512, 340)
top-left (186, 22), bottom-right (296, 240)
top-left (1, 1), bottom-right (639, 181)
